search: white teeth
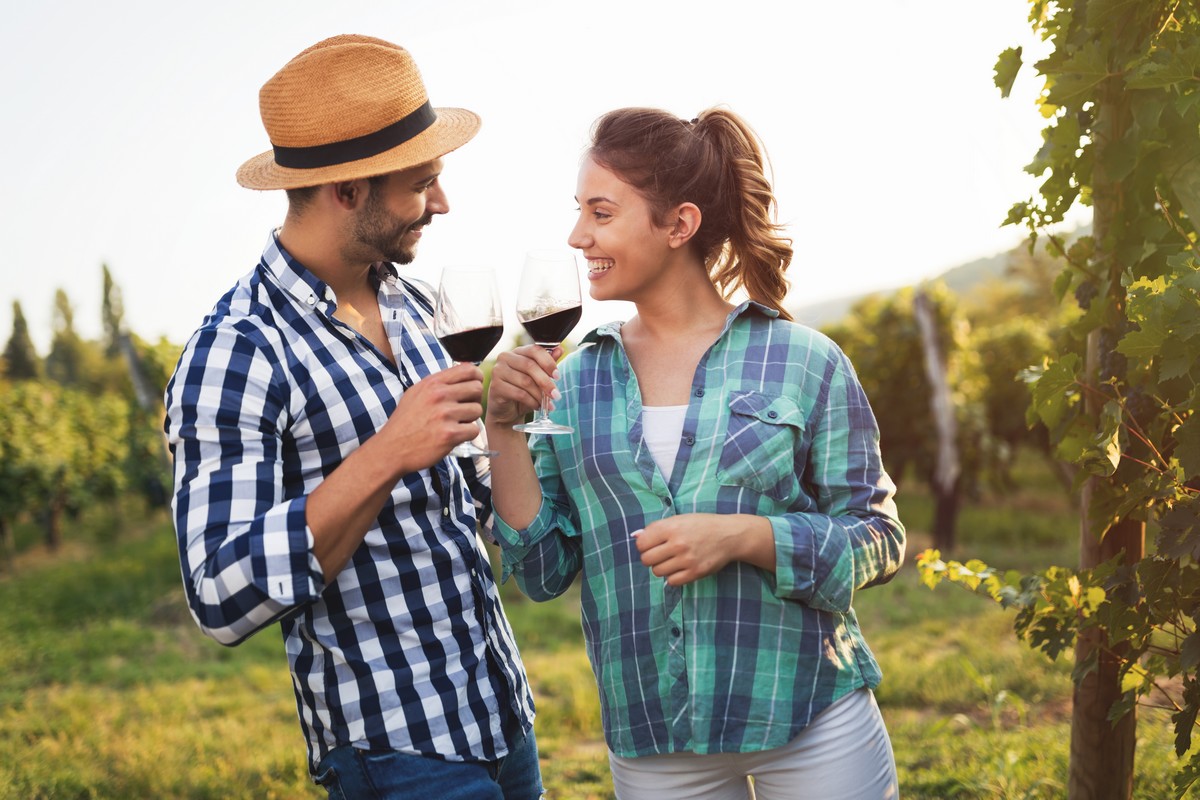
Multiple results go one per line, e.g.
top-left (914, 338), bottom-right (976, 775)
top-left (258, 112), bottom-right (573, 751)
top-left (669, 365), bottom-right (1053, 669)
top-left (588, 259), bottom-right (613, 274)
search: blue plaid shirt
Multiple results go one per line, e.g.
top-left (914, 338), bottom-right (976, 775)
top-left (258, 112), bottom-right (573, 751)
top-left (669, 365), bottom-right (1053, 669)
top-left (494, 304), bottom-right (904, 757)
top-left (164, 232), bottom-right (534, 775)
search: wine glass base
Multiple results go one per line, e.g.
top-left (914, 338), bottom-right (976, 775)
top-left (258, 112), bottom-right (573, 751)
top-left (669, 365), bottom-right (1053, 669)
top-left (449, 443), bottom-right (500, 458)
top-left (512, 420), bottom-right (575, 435)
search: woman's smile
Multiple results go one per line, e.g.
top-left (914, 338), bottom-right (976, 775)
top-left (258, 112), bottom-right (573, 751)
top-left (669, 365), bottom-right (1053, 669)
top-left (586, 258), bottom-right (614, 279)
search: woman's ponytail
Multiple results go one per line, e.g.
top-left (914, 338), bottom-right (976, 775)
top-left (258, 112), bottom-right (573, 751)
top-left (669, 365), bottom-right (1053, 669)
top-left (694, 109), bottom-right (793, 320)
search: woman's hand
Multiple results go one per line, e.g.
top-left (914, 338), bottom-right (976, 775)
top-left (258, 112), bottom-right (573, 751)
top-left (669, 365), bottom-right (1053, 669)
top-left (485, 344), bottom-right (563, 427)
top-left (633, 513), bottom-right (776, 586)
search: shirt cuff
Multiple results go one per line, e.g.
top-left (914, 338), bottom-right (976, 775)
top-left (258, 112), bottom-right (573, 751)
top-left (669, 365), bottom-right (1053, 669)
top-left (767, 513), bottom-right (814, 601)
top-left (493, 498), bottom-right (556, 581)
top-left (261, 495), bottom-right (325, 605)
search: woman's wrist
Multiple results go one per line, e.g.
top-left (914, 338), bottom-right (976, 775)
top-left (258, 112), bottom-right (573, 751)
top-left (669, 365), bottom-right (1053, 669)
top-left (485, 415), bottom-right (526, 439)
top-left (732, 514), bottom-right (777, 572)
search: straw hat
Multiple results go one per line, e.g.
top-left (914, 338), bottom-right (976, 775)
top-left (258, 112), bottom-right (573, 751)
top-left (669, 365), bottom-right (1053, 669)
top-left (236, 34), bottom-right (481, 190)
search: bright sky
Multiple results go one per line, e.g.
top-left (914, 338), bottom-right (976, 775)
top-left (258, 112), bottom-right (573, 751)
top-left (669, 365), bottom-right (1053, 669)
top-left (1, 0), bottom-right (1087, 354)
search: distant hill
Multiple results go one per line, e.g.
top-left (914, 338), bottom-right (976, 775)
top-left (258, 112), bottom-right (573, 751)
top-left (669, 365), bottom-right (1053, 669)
top-left (936, 250), bottom-right (1014, 295)
top-left (788, 244), bottom-right (1052, 329)
top-left (790, 225), bottom-right (1092, 329)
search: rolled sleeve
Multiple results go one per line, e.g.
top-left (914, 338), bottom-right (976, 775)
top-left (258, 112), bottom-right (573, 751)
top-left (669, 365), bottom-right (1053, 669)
top-left (769, 504), bottom-right (904, 612)
top-left (768, 344), bottom-right (905, 612)
top-left (493, 497), bottom-right (558, 562)
top-left (261, 496), bottom-right (324, 605)
top-left (493, 497), bottom-right (582, 601)
top-left (167, 325), bottom-right (326, 645)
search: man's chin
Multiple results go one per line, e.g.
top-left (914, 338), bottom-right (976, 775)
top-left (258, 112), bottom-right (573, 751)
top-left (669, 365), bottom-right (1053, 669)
top-left (390, 230), bottom-right (423, 265)
top-left (381, 238), bottom-right (418, 265)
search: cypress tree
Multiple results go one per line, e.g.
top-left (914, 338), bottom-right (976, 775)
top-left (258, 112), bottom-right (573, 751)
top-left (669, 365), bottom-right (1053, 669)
top-left (101, 264), bottom-right (124, 358)
top-left (44, 289), bottom-right (88, 387)
top-left (2, 300), bottom-right (41, 380)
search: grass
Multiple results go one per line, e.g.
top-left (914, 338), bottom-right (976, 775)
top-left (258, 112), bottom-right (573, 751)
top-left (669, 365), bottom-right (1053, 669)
top-left (0, 453), bottom-right (1192, 799)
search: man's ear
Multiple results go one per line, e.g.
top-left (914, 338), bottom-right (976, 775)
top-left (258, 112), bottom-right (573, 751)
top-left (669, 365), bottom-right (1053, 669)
top-left (329, 179), bottom-right (366, 210)
top-left (667, 203), bottom-right (702, 249)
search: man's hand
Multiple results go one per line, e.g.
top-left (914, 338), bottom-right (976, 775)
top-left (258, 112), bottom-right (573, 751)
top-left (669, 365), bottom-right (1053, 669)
top-left (384, 362), bottom-right (485, 474)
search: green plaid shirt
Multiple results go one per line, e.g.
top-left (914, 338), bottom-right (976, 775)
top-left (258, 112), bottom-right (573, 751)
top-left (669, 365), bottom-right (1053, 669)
top-left (494, 302), bottom-right (905, 757)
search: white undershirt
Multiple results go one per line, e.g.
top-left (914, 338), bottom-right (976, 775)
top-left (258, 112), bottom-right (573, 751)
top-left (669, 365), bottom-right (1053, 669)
top-left (641, 405), bottom-right (689, 477)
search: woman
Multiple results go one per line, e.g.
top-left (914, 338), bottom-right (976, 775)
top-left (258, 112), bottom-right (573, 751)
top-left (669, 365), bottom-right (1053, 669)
top-left (485, 107), bottom-right (905, 799)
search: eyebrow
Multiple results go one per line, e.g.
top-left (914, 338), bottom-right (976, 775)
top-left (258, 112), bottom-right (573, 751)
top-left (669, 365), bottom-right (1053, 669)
top-left (576, 195), bottom-right (617, 206)
top-left (408, 161), bottom-right (443, 185)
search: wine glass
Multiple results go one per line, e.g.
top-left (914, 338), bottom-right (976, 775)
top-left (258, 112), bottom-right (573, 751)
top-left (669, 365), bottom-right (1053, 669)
top-left (513, 250), bottom-right (582, 435)
top-left (434, 267), bottom-right (505, 457)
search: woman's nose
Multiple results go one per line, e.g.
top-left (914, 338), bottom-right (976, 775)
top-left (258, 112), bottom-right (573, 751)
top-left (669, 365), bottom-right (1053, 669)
top-left (567, 219), bottom-right (589, 249)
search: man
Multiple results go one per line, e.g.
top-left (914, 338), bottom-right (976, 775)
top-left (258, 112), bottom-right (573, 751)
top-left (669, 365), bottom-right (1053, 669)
top-left (164, 35), bottom-right (541, 799)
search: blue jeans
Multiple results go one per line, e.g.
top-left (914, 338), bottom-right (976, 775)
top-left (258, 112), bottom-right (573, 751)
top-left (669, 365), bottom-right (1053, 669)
top-left (315, 726), bottom-right (543, 800)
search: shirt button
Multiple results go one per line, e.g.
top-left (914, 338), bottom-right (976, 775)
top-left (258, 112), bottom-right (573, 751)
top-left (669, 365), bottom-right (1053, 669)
top-left (767, 410), bottom-right (778, 419)
top-left (671, 627), bottom-right (681, 637)
top-left (683, 435), bottom-right (695, 446)
top-left (694, 388), bottom-right (705, 397)
top-left (306, 294), bottom-right (316, 306)
top-left (442, 508), bottom-right (450, 517)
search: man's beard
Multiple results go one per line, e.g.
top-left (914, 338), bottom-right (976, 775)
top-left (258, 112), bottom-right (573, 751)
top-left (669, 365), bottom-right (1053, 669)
top-left (353, 193), bottom-right (431, 265)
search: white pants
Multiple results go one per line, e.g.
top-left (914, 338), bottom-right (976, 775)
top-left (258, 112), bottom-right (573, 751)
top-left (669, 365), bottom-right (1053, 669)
top-left (608, 689), bottom-right (898, 800)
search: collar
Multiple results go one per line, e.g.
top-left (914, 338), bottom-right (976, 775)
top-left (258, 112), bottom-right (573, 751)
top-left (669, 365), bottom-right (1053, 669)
top-left (260, 230), bottom-right (336, 312)
top-left (260, 231), bottom-right (405, 312)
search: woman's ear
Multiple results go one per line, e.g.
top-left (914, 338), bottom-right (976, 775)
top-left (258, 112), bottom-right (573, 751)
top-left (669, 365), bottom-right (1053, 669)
top-left (667, 203), bottom-right (702, 249)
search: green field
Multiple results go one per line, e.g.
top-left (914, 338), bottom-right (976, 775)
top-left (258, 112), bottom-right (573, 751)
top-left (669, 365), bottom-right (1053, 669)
top-left (0, 456), bottom-right (1190, 799)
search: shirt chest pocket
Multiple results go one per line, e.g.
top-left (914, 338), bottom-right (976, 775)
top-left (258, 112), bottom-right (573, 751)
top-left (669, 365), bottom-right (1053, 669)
top-left (716, 391), bottom-right (804, 502)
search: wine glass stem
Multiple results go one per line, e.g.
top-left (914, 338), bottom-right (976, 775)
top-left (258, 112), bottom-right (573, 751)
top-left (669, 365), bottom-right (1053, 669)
top-left (537, 345), bottom-right (556, 422)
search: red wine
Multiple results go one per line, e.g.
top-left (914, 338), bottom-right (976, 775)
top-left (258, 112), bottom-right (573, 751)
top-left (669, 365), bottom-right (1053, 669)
top-left (519, 306), bottom-right (582, 345)
top-left (438, 325), bottom-right (504, 363)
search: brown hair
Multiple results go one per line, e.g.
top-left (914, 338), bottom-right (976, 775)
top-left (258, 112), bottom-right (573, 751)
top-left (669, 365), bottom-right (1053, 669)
top-left (284, 174), bottom-right (390, 215)
top-left (587, 107), bottom-right (793, 319)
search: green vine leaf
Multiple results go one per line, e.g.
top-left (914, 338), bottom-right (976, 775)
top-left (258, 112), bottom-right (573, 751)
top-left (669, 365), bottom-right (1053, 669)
top-left (1028, 354), bottom-right (1081, 430)
top-left (1157, 502), bottom-right (1200, 560)
top-left (1177, 415), bottom-right (1200, 478)
top-left (996, 46), bottom-right (1024, 98)
top-left (1101, 133), bottom-right (1139, 183)
top-left (1036, 41), bottom-right (1112, 108)
top-left (1181, 632), bottom-right (1200, 672)
top-left (1126, 43), bottom-right (1200, 89)
top-left (1117, 316), bottom-right (1171, 360)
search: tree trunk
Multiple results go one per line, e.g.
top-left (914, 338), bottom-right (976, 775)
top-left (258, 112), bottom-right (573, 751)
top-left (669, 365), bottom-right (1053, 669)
top-left (1069, 513), bottom-right (1143, 798)
top-left (45, 497), bottom-right (64, 551)
top-left (1070, 321), bottom-right (1144, 799)
top-left (1068, 47), bottom-right (1143, 797)
top-left (0, 516), bottom-right (11, 572)
top-left (931, 477), bottom-right (960, 554)
top-left (913, 290), bottom-right (960, 553)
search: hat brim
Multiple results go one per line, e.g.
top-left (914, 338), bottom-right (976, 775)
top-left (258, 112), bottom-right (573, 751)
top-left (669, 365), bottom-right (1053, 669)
top-left (235, 107), bottom-right (481, 190)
